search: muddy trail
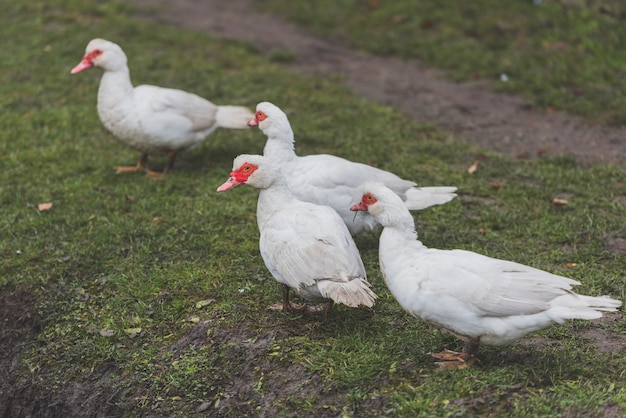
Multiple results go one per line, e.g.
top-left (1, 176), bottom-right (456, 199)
top-left (133, 0), bottom-right (626, 165)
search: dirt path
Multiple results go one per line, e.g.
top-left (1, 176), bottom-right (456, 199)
top-left (131, 0), bottom-right (626, 165)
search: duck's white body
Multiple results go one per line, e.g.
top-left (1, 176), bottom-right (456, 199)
top-left (249, 102), bottom-right (457, 235)
top-left (352, 184), bottom-right (621, 364)
top-left (72, 38), bottom-right (253, 175)
top-left (218, 154), bottom-right (377, 311)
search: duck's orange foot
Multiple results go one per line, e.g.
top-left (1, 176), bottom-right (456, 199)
top-left (116, 164), bottom-right (144, 174)
top-left (269, 302), bottom-right (306, 313)
top-left (302, 301), bottom-right (333, 314)
top-left (430, 348), bottom-right (481, 369)
top-left (116, 153), bottom-right (148, 174)
top-left (269, 301), bottom-right (333, 314)
top-left (146, 169), bottom-right (169, 180)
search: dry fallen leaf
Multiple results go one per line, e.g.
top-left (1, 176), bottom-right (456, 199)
top-left (74, 287), bottom-right (89, 301)
top-left (124, 327), bottom-right (142, 338)
top-left (38, 202), bottom-right (53, 211)
top-left (490, 181), bottom-right (505, 190)
top-left (467, 160), bottom-right (480, 174)
top-left (99, 329), bottom-right (115, 337)
top-left (195, 299), bottom-right (215, 309)
top-left (552, 198), bottom-right (569, 207)
top-left (564, 263), bottom-right (578, 268)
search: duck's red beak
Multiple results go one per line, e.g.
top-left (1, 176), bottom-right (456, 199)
top-left (350, 202), bottom-right (368, 212)
top-left (217, 176), bottom-right (243, 192)
top-left (247, 116), bottom-right (259, 127)
top-left (71, 57), bottom-right (94, 74)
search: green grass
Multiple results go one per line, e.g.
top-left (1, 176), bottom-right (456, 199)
top-left (1, 0), bottom-right (625, 416)
top-left (259, 0), bottom-right (626, 126)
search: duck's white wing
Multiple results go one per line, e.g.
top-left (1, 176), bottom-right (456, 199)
top-left (283, 155), bottom-right (414, 233)
top-left (418, 249), bottom-right (581, 317)
top-left (292, 154), bottom-right (415, 196)
top-left (259, 203), bottom-right (365, 290)
top-left (135, 85), bottom-right (219, 133)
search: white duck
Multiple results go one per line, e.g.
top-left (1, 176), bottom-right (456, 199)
top-left (71, 38), bottom-right (253, 178)
top-left (350, 183), bottom-right (622, 368)
top-left (217, 154), bottom-right (377, 313)
top-left (247, 101), bottom-right (457, 235)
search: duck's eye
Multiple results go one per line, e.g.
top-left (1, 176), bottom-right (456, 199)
top-left (235, 162), bottom-right (258, 179)
top-left (363, 193), bottom-right (377, 204)
top-left (256, 111), bottom-right (267, 122)
top-left (94, 49), bottom-right (103, 56)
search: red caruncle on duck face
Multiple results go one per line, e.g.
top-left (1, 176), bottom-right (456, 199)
top-left (231, 162), bottom-right (259, 183)
top-left (350, 192), bottom-right (378, 212)
top-left (88, 48), bottom-right (104, 59)
top-left (248, 110), bottom-right (268, 127)
top-left (216, 161), bottom-right (260, 192)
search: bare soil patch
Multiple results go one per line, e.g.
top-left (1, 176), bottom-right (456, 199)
top-left (0, 297), bottom-right (332, 417)
top-left (0, 287), bottom-right (128, 417)
top-left (163, 320), bottom-right (329, 417)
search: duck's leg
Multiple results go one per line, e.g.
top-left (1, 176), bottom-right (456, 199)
top-left (269, 285), bottom-right (333, 314)
top-left (116, 152), bottom-right (148, 174)
top-left (269, 285), bottom-right (303, 312)
top-left (430, 338), bottom-right (481, 369)
top-left (146, 152), bottom-right (176, 180)
top-left (303, 301), bottom-right (333, 314)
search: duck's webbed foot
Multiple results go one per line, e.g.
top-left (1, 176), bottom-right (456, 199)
top-left (146, 169), bottom-right (169, 180)
top-left (269, 301), bottom-right (305, 312)
top-left (269, 286), bottom-right (333, 314)
top-left (430, 339), bottom-right (481, 369)
top-left (302, 301), bottom-right (333, 314)
top-left (116, 153), bottom-right (148, 174)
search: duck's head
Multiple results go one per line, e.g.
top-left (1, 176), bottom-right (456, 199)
top-left (351, 183), bottom-right (386, 217)
top-left (247, 101), bottom-right (293, 140)
top-left (71, 38), bottom-right (128, 74)
top-left (351, 183), bottom-right (411, 227)
top-left (217, 154), bottom-right (279, 191)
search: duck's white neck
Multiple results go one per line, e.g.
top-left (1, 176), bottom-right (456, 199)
top-left (386, 219), bottom-right (421, 242)
top-left (372, 200), bottom-right (419, 236)
top-left (95, 66), bottom-right (138, 141)
top-left (378, 220), bottom-right (427, 274)
top-left (255, 178), bottom-right (297, 229)
top-left (262, 126), bottom-right (297, 162)
top-left (373, 200), bottom-right (427, 248)
top-left (97, 67), bottom-right (134, 111)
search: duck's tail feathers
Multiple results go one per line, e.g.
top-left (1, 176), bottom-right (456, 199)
top-left (404, 186), bottom-right (458, 210)
top-left (216, 105), bottom-right (255, 129)
top-left (317, 277), bottom-right (377, 308)
top-left (550, 293), bottom-right (621, 323)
